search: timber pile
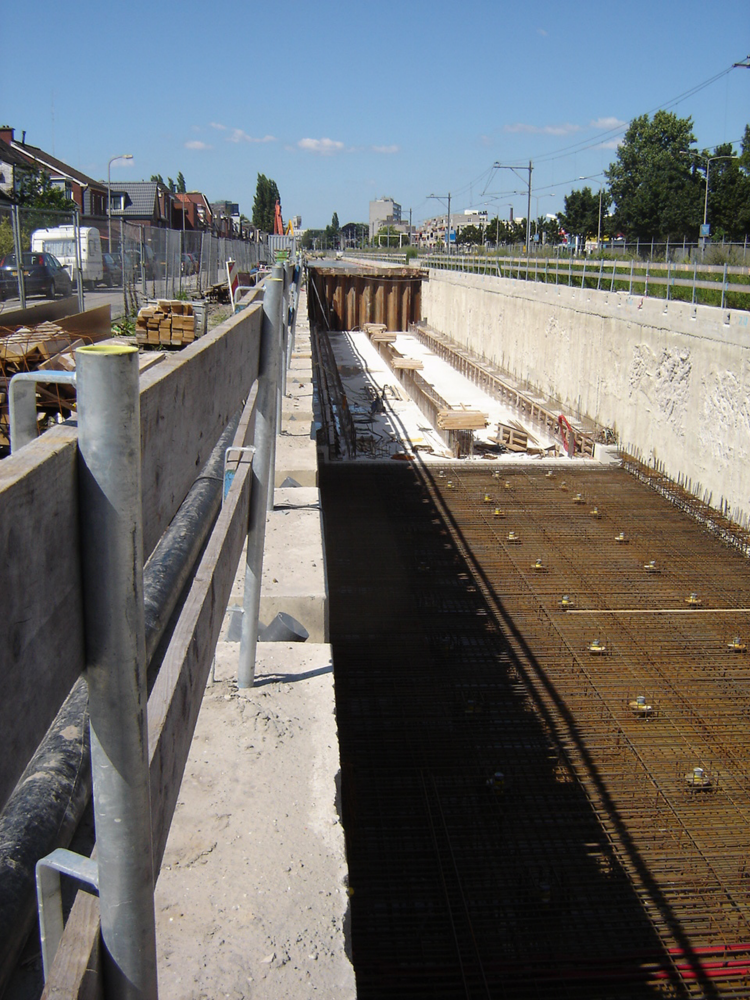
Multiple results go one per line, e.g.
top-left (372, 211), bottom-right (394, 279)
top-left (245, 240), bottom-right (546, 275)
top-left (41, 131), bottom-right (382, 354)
top-left (0, 325), bottom-right (84, 448)
top-left (491, 421), bottom-right (530, 452)
top-left (136, 300), bottom-right (205, 347)
top-left (364, 322), bottom-right (397, 343)
top-left (436, 405), bottom-right (489, 431)
top-left (387, 344), bottom-right (424, 371)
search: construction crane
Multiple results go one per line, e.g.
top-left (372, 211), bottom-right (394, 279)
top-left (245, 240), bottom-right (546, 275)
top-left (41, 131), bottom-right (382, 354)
top-left (273, 199), bottom-right (284, 236)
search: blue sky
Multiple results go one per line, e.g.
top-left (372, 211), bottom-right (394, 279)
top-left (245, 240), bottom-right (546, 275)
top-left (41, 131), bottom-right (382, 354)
top-left (2, 0), bottom-right (748, 230)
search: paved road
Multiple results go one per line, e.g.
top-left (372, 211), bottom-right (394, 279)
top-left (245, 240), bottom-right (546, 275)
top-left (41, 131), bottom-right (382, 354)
top-left (1, 276), bottom-right (201, 323)
top-left (0, 287), bottom-right (126, 320)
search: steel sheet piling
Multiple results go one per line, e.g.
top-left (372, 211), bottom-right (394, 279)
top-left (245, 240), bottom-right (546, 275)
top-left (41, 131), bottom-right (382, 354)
top-left (76, 344), bottom-right (158, 1000)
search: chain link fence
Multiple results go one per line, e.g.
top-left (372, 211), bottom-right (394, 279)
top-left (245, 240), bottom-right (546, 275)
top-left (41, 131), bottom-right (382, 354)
top-left (109, 220), bottom-right (268, 305)
top-left (0, 203), bottom-right (271, 319)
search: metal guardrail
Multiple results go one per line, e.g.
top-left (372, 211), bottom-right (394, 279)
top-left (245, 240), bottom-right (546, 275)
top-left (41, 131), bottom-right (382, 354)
top-left (423, 253), bottom-right (750, 311)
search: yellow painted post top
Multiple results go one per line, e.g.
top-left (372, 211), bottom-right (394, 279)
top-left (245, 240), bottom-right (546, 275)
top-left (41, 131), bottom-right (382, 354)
top-left (77, 344), bottom-right (138, 356)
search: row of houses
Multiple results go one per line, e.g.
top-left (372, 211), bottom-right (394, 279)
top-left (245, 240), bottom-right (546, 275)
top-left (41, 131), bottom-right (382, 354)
top-left (0, 126), bottom-right (254, 248)
top-left (367, 197), bottom-right (498, 248)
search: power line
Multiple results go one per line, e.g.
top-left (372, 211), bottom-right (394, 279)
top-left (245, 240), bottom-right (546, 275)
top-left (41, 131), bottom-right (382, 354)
top-left (532, 61), bottom-right (737, 166)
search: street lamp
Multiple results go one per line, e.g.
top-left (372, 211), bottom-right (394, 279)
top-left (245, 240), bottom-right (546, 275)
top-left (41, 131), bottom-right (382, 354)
top-left (108, 154), bottom-right (133, 253)
top-left (578, 175), bottom-right (605, 251)
top-left (680, 150), bottom-right (737, 248)
top-left (427, 193), bottom-right (451, 255)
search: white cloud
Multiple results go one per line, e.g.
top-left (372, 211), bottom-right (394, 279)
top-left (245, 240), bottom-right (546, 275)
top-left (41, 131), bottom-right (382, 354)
top-left (590, 116), bottom-right (627, 130)
top-left (228, 128), bottom-right (277, 144)
top-left (372, 144), bottom-right (399, 154)
top-left (505, 122), bottom-right (582, 136)
top-left (537, 27), bottom-right (548, 36)
top-left (210, 122), bottom-right (227, 131)
top-left (298, 137), bottom-right (345, 155)
top-left (185, 140), bottom-right (211, 150)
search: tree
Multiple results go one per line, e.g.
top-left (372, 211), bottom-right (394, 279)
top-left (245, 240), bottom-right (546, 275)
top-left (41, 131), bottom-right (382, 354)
top-left (252, 173), bottom-right (281, 233)
top-left (13, 169), bottom-right (73, 242)
top-left (150, 174), bottom-right (164, 185)
top-left (536, 215), bottom-right (562, 245)
top-left (457, 224), bottom-right (484, 246)
top-left (558, 187), bottom-right (611, 241)
top-left (176, 171), bottom-right (186, 194)
top-left (0, 216), bottom-right (15, 255)
top-left (376, 225), bottom-right (403, 247)
top-left (486, 217), bottom-right (510, 246)
top-left (325, 212), bottom-right (340, 247)
top-left (605, 111), bottom-right (701, 240)
top-left (300, 228), bottom-right (325, 250)
top-left (695, 139), bottom-right (750, 241)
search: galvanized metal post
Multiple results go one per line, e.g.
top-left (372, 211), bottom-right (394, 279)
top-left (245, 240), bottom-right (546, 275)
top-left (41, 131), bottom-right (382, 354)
top-left (288, 263), bottom-right (301, 364)
top-left (237, 277), bottom-right (284, 689)
top-left (271, 265), bottom-right (285, 456)
top-left (9, 370), bottom-right (77, 452)
top-left (140, 226), bottom-right (147, 297)
top-left (120, 218), bottom-right (127, 320)
top-left (279, 264), bottom-right (290, 399)
top-left (76, 344), bottom-right (158, 1000)
top-left (73, 210), bottom-right (84, 313)
top-left (11, 204), bottom-right (26, 309)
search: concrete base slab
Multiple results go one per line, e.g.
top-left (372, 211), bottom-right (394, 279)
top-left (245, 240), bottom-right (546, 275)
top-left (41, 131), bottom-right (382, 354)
top-left (283, 399), bottom-right (314, 425)
top-left (289, 357), bottom-right (313, 373)
top-left (260, 506), bottom-right (328, 642)
top-left (274, 486), bottom-right (321, 510)
top-left (275, 432), bottom-right (319, 487)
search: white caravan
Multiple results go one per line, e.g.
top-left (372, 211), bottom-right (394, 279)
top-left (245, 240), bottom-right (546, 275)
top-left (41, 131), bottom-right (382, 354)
top-left (30, 226), bottom-right (103, 289)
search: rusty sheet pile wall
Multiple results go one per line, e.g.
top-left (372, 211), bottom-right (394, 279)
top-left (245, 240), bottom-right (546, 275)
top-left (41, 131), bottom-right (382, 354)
top-left (307, 265), bottom-right (423, 331)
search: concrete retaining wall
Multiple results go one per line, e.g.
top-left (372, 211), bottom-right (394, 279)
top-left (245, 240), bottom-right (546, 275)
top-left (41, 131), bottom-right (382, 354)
top-left (421, 269), bottom-right (750, 525)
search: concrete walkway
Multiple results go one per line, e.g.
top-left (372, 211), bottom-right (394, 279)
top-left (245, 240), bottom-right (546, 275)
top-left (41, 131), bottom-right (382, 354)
top-left (153, 290), bottom-right (355, 999)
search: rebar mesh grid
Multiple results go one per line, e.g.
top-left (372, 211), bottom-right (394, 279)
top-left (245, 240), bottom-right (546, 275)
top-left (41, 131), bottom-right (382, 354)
top-left (322, 462), bottom-right (750, 999)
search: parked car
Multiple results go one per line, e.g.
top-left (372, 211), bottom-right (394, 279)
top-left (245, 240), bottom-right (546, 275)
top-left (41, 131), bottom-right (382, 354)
top-left (0, 252), bottom-right (73, 299)
top-left (101, 252), bottom-right (123, 287)
top-left (31, 226), bottom-right (103, 289)
top-left (125, 246), bottom-right (158, 281)
top-left (108, 251), bottom-right (137, 282)
top-left (0, 265), bottom-right (15, 301)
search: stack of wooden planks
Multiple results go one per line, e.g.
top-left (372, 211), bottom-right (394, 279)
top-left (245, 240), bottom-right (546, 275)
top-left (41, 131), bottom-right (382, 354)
top-left (436, 405), bottom-right (489, 431)
top-left (391, 357), bottom-right (424, 370)
top-left (364, 322), bottom-right (397, 344)
top-left (136, 300), bottom-right (202, 347)
top-left (491, 421), bottom-right (530, 452)
top-left (0, 325), bottom-right (83, 448)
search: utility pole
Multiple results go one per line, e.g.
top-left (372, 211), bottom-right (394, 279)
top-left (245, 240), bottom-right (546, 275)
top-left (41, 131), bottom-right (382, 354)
top-left (427, 193), bottom-right (451, 255)
top-left (493, 161), bottom-right (532, 253)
